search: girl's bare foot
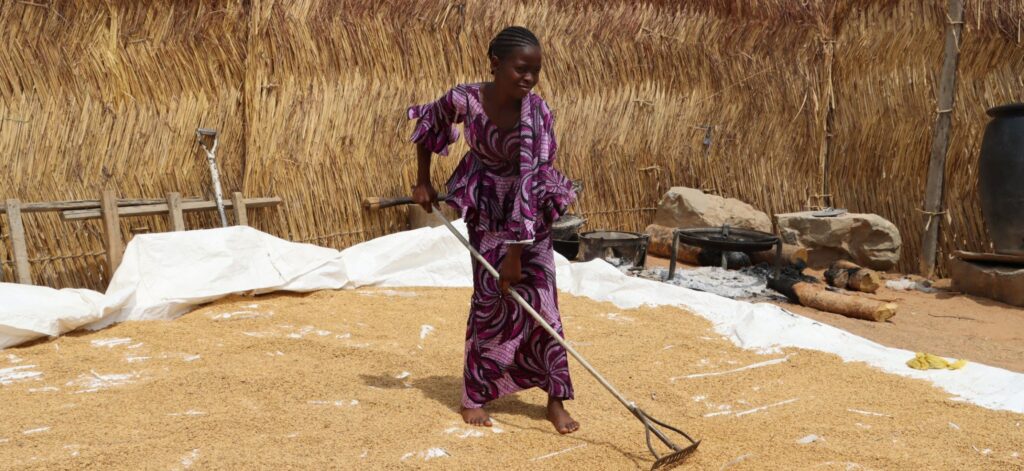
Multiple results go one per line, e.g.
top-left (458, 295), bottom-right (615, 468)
top-left (460, 406), bottom-right (492, 427)
top-left (546, 398), bottom-right (579, 434)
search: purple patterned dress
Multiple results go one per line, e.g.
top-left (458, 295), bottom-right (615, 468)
top-left (408, 83), bottom-right (577, 409)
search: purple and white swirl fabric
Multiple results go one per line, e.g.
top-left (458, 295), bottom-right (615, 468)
top-left (408, 83), bottom-right (576, 408)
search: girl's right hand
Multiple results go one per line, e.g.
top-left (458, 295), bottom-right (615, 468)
top-left (412, 183), bottom-right (438, 213)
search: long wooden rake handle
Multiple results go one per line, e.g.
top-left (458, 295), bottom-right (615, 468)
top-left (432, 207), bottom-right (699, 468)
top-left (362, 194), bottom-right (449, 211)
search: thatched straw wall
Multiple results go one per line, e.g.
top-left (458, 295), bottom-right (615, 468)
top-left (241, 0), bottom-right (829, 246)
top-left (0, 1), bottom-right (249, 289)
top-left (944, 2), bottom-right (1024, 265)
top-left (830, 1), bottom-right (1024, 273)
top-left (0, 0), bottom-right (1020, 289)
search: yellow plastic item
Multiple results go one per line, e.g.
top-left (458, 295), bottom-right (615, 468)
top-left (906, 352), bottom-right (967, 370)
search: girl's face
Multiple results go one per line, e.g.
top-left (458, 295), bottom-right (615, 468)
top-left (491, 45), bottom-right (542, 99)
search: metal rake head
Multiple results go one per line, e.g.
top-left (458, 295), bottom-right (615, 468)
top-left (650, 442), bottom-right (701, 471)
top-left (634, 407), bottom-right (701, 470)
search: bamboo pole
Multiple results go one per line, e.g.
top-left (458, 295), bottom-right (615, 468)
top-left (920, 0), bottom-right (965, 277)
top-left (818, 28), bottom-right (836, 210)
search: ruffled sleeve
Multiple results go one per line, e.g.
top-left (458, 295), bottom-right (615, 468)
top-left (506, 95), bottom-right (575, 244)
top-left (407, 85), bottom-right (468, 156)
top-left (539, 104), bottom-right (575, 218)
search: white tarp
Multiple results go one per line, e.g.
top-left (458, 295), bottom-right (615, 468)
top-left (0, 283), bottom-right (104, 349)
top-left (0, 223), bottom-right (1021, 415)
top-left (87, 226), bottom-right (350, 330)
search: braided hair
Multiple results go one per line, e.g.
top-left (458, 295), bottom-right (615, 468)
top-left (487, 26), bottom-right (540, 60)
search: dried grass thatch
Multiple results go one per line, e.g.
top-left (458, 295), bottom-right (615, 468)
top-left (0, 1), bottom-right (249, 289)
top-left (830, 0), bottom-right (1024, 273)
top-left (1, 0), bottom-right (1021, 288)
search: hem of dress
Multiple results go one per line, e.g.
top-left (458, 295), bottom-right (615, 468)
top-left (462, 381), bottom-right (575, 409)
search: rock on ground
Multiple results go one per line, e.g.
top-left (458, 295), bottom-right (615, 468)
top-left (776, 211), bottom-right (901, 271)
top-left (653, 187), bottom-right (771, 233)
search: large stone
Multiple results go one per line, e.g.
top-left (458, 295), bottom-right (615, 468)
top-left (775, 211), bottom-right (901, 271)
top-left (950, 259), bottom-right (1024, 307)
top-left (653, 187), bottom-right (771, 233)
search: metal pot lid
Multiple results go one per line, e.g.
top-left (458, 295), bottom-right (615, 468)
top-left (675, 226), bottom-right (778, 252)
top-left (812, 207), bottom-right (848, 218)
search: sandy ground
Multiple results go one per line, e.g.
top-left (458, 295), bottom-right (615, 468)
top-left (646, 256), bottom-right (1024, 373)
top-left (0, 287), bottom-right (1021, 470)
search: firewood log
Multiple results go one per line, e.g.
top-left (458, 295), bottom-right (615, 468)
top-left (749, 244), bottom-right (808, 266)
top-left (824, 260), bottom-right (881, 293)
top-left (770, 274), bottom-right (896, 322)
top-left (645, 224), bottom-right (701, 263)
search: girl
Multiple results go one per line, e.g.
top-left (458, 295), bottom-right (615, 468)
top-left (408, 26), bottom-right (579, 434)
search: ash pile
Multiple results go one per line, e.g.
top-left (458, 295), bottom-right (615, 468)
top-left (637, 263), bottom-right (787, 301)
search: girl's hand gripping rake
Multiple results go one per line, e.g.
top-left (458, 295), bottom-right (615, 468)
top-left (431, 207), bottom-right (700, 469)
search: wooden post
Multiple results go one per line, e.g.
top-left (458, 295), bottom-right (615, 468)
top-left (231, 192), bottom-right (248, 226)
top-left (166, 192), bottom-right (185, 231)
top-left (920, 0), bottom-right (965, 277)
top-left (5, 199), bottom-right (32, 284)
top-left (101, 190), bottom-right (123, 277)
top-left (818, 37), bottom-right (836, 209)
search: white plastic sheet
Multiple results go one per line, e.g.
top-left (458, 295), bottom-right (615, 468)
top-left (559, 260), bottom-right (1024, 414)
top-left (0, 283), bottom-right (104, 349)
top-left (87, 226), bottom-right (348, 330)
top-left (337, 220), bottom-right (473, 289)
top-left (0, 222), bottom-right (1021, 415)
top-left (339, 222), bottom-right (1024, 415)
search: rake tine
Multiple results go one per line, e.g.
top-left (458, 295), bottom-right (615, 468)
top-left (644, 410), bottom-right (700, 445)
top-left (636, 407), bottom-right (699, 455)
top-left (637, 409), bottom-right (701, 470)
top-left (644, 422), bottom-right (661, 460)
top-left (651, 442), bottom-right (701, 471)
